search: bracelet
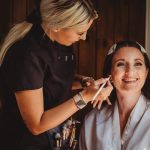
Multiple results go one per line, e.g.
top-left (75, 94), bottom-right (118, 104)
top-left (73, 93), bottom-right (87, 109)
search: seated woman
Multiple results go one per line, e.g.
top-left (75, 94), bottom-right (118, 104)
top-left (79, 40), bottom-right (150, 150)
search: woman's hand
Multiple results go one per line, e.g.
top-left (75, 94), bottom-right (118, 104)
top-left (81, 78), bottom-right (113, 109)
top-left (72, 74), bottom-right (95, 90)
top-left (80, 76), bottom-right (95, 88)
top-left (91, 79), bottom-right (113, 109)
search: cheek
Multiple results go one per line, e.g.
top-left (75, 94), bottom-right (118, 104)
top-left (64, 33), bottom-right (79, 40)
top-left (111, 69), bottom-right (124, 88)
top-left (140, 69), bottom-right (148, 82)
top-left (111, 68), bottom-right (123, 81)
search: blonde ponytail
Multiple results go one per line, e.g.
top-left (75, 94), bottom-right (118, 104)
top-left (0, 21), bottom-right (33, 65)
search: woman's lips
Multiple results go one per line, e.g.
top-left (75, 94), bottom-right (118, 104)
top-left (122, 78), bottom-right (138, 83)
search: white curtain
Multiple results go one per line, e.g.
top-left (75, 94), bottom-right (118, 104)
top-left (146, 0), bottom-right (150, 57)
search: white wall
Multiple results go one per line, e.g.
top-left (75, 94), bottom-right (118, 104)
top-left (146, 0), bottom-right (150, 57)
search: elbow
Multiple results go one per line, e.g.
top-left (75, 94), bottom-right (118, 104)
top-left (28, 125), bottom-right (44, 135)
top-left (29, 124), bottom-right (56, 135)
top-left (31, 129), bottom-right (41, 135)
top-left (30, 128), bottom-right (42, 135)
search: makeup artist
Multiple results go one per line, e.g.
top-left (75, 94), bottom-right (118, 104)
top-left (0, 0), bottom-right (112, 150)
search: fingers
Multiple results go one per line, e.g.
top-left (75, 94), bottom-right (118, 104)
top-left (94, 77), bottom-right (111, 87)
top-left (92, 98), bottom-right (112, 110)
top-left (106, 98), bottom-right (112, 105)
top-left (91, 79), bottom-right (113, 109)
top-left (86, 78), bottom-right (95, 87)
top-left (81, 77), bottom-right (95, 88)
top-left (92, 100), bottom-right (102, 109)
top-left (98, 101), bottom-right (103, 109)
top-left (81, 77), bottom-right (113, 105)
top-left (92, 99), bottom-right (98, 108)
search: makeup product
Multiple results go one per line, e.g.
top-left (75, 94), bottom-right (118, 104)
top-left (71, 140), bottom-right (78, 150)
top-left (69, 125), bottom-right (76, 147)
top-left (62, 126), bottom-right (67, 141)
top-left (92, 77), bottom-right (110, 100)
top-left (55, 133), bottom-right (61, 148)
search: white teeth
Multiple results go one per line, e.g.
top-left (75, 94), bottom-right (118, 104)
top-left (123, 78), bottom-right (138, 82)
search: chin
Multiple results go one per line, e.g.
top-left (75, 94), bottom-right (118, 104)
top-left (65, 43), bottom-right (73, 46)
top-left (57, 42), bottom-right (71, 46)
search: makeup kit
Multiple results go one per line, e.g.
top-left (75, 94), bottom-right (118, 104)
top-left (49, 118), bottom-right (80, 150)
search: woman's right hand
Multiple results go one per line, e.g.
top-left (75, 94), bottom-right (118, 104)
top-left (81, 78), bottom-right (113, 109)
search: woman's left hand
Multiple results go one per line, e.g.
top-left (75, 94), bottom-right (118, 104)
top-left (91, 79), bottom-right (113, 109)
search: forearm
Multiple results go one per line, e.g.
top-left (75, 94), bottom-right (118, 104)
top-left (16, 78), bottom-right (112, 135)
top-left (72, 80), bottom-right (82, 90)
top-left (31, 98), bottom-right (79, 135)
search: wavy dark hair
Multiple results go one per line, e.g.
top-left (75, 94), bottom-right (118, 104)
top-left (103, 40), bottom-right (150, 103)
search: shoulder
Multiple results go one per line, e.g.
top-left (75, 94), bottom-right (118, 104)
top-left (84, 108), bottom-right (98, 123)
top-left (3, 32), bottom-right (48, 68)
top-left (84, 105), bottom-right (113, 126)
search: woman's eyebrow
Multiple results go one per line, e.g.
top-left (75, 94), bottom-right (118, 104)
top-left (135, 58), bottom-right (144, 62)
top-left (114, 59), bottom-right (125, 63)
top-left (114, 58), bottom-right (145, 63)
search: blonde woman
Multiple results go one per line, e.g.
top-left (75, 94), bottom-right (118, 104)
top-left (0, 0), bottom-right (112, 150)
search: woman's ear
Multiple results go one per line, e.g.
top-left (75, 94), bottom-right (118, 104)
top-left (110, 78), bottom-right (113, 83)
top-left (146, 68), bottom-right (149, 77)
top-left (53, 28), bottom-right (60, 32)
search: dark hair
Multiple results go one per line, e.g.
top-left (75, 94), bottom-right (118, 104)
top-left (103, 40), bottom-right (150, 103)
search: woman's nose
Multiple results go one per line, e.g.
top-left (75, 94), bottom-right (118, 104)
top-left (125, 66), bottom-right (134, 75)
top-left (80, 32), bottom-right (87, 40)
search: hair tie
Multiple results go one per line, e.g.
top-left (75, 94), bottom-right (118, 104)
top-left (26, 8), bottom-right (41, 25)
top-left (136, 42), bottom-right (147, 53)
top-left (107, 42), bottom-right (146, 55)
top-left (107, 44), bottom-right (117, 55)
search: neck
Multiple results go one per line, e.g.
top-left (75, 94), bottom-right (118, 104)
top-left (117, 91), bottom-right (141, 135)
top-left (41, 23), bottom-right (54, 42)
top-left (117, 91), bottom-right (141, 115)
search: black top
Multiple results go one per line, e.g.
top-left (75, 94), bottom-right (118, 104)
top-left (0, 24), bottom-right (76, 150)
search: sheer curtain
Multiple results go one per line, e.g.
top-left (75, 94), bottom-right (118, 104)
top-left (146, 0), bottom-right (150, 57)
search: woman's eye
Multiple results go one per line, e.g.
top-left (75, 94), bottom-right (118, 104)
top-left (78, 33), bottom-right (84, 36)
top-left (116, 62), bottom-right (125, 67)
top-left (135, 62), bottom-right (143, 66)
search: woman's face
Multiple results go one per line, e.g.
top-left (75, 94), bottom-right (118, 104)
top-left (111, 47), bottom-right (148, 94)
top-left (49, 20), bottom-right (93, 46)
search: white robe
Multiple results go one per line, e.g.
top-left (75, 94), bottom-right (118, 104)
top-left (79, 95), bottom-right (150, 150)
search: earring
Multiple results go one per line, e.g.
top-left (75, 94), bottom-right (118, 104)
top-left (54, 29), bottom-right (60, 32)
top-left (109, 76), bottom-right (113, 83)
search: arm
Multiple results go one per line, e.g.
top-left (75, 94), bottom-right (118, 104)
top-left (15, 88), bottom-right (78, 135)
top-left (15, 78), bottom-right (113, 135)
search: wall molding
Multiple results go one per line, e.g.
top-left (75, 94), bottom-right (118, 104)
top-left (146, 0), bottom-right (150, 57)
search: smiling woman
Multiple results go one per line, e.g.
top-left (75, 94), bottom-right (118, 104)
top-left (79, 40), bottom-right (150, 150)
top-left (103, 40), bottom-right (150, 102)
top-left (111, 47), bottom-right (148, 92)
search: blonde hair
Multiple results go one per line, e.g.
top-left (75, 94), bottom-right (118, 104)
top-left (40, 0), bottom-right (98, 29)
top-left (0, 22), bottom-right (32, 65)
top-left (0, 0), bottom-right (98, 65)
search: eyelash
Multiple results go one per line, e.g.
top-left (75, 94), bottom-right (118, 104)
top-left (116, 62), bottom-right (143, 67)
top-left (117, 62), bottom-right (124, 67)
top-left (78, 33), bottom-right (84, 36)
top-left (134, 62), bottom-right (143, 66)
